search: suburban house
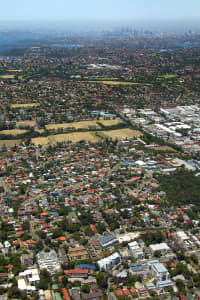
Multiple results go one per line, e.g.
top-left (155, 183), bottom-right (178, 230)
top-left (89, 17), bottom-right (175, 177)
top-left (68, 246), bottom-right (89, 261)
top-left (64, 269), bottom-right (89, 279)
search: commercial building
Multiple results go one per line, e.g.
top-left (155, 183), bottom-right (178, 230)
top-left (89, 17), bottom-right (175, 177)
top-left (98, 252), bottom-right (121, 271)
top-left (128, 241), bottom-right (144, 259)
top-left (18, 268), bottom-right (40, 293)
top-left (157, 280), bottom-right (174, 290)
top-left (148, 260), bottom-right (170, 282)
top-left (149, 242), bottom-right (171, 255)
top-left (37, 249), bottom-right (60, 274)
top-left (98, 234), bottom-right (118, 249)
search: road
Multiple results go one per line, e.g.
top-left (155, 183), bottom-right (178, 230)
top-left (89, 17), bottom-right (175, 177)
top-left (0, 177), bottom-right (9, 193)
top-left (107, 290), bottom-right (116, 300)
top-left (107, 278), bottom-right (116, 300)
top-left (29, 220), bottom-right (40, 242)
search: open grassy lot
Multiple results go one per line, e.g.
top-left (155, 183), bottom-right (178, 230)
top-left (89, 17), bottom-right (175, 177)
top-left (45, 120), bottom-right (100, 131)
top-left (0, 129), bottom-right (28, 136)
top-left (96, 78), bottom-right (118, 81)
top-left (160, 74), bottom-right (177, 79)
top-left (8, 69), bottom-right (22, 72)
top-left (32, 128), bottom-right (142, 145)
top-left (16, 121), bottom-right (36, 127)
top-left (10, 103), bottom-right (40, 108)
top-left (46, 119), bottom-right (119, 131)
top-left (98, 119), bottom-right (119, 127)
top-left (36, 129), bottom-right (45, 134)
top-left (31, 137), bottom-right (49, 146)
top-left (50, 132), bottom-right (99, 144)
top-left (101, 128), bottom-right (142, 140)
top-left (31, 132), bottom-right (99, 145)
top-left (0, 74), bottom-right (15, 79)
top-left (0, 140), bottom-right (22, 147)
top-left (150, 146), bottom-right (176, 152)
top-left (97, 81), bottom-right (139, 85)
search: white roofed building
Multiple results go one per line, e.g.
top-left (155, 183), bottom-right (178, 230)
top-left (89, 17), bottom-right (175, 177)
top-left (98, 252), bottom-right (121, 271)
top-left (37, 249), bottom-right (61, 274)
top-left (18, 268), bottom-right (40, 294)
top-left (148, 260), bottom-right (170, 282)
top-left (149, 243), bottom-right (171, 255)
top-left (176, 231), bottom-right (189, 242)
top-left (128, 241), bottom-right (144, 259)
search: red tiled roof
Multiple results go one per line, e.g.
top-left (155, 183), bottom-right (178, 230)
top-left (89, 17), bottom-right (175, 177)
top-left (90, 225), bottom-right (97, 232)
top-left (62, 288), bottom-right (70, 300)
top-left (65, 269), bottom-right (88, 275)
top-left (123, 290), bottom-right (130, 296)
top-left (115, 290), bottom-right (123, 296)
top-left (0, 273), bottom-right (8, 278)
top-left (130, 288), bottom-right (137, 294)
top-left (26, 240), bottom-right (37, 244)
top-left (42, 224), bottom-right (50, 229)
top-left (40, 213), bottom-right (48, 216)
top-left (16, 231), bottom-right (24, 235)
top-left (58, 236), bottom-right (66, 241)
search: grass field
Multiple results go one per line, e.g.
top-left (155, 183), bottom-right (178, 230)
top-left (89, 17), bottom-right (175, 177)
top-left (0, 129), bottom-right (28, 136)
top-left (46, 119), bottom-right (119, 131)
top-left (98, 120), bottom-right (119, 127)
top-left (160, 74), bottom-right (177, 79)
top-left (16, 121), bottom-right (36, 127)
top-left (31, 132), bottom-right (99, 145)
top-left (101, 128), bottom-right (142, 140)
top-left (0, 75), bottom-right (15, 79)
top-left (45, 120), bottom-right (100, 131)
top-left (0, 140), bottom-right (22, 147)
top-left (31, 137), bottom-right (49, 145)
top-left (10, 103), bottom-right (40, 108)
top-left (150, 146), bottom-right (176, 151)
top-left (96, 78), bottom-right (118, 81)
top-left (8, 69), bottom-right (22, 72)
top-left (31, 128), bottom-right (142, 145)
top-left (96, 81), bottom-right (139, 85)
top-left (49, 132), bottom-right (99, 144)
top-left (36, 129), bottom-right (45, 134)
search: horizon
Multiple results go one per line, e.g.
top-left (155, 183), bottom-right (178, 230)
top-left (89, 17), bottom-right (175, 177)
top-left (1, 19), bottom-right (200, 34)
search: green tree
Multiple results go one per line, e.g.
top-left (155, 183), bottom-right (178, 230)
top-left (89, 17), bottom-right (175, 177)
top-left (38, 269), bottom-right (52, 290)
top-left (81, 284), bottom-right (90, 293)
top-left (96, 272), bottom-right (109, 289)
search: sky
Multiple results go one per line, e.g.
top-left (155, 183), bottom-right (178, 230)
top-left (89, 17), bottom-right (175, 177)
top-left (0, 0), bottom-right (200, 23)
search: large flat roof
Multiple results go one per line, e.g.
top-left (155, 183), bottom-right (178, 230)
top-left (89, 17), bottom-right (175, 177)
top-left (153, 262), bottom-right (167, 273)
top-left (98, 234), bottom-right (117, 245)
